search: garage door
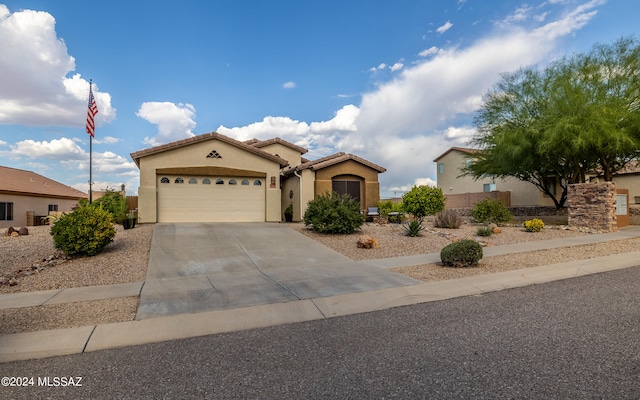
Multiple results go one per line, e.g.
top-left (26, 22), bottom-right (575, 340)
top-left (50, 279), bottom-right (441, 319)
top-left (157, 176), bottom-right (265, 222)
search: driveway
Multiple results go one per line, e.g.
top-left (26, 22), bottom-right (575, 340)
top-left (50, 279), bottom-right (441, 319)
top-left (136, 223), bottom-right (419, 319)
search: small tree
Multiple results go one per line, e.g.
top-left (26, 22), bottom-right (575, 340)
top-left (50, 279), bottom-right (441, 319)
top-left (401, 185), bottom-right (445, 221)
top-left (50, 205), bottom-right (116, 256)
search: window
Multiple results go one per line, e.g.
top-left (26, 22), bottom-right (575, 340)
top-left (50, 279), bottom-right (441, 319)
top-left (438, 163), bottom-right (445, 174)
top-left (229, 179), bottom-right (237, 185)
top-left (483, 183), bottom-right (496, 192)
top-left (48, 204), bottom-right (58, 212)
top-left (545, 177), bottom-right (557, 197)
top-left (332, 180), bottom-right (360, 203)
top-left (241, 179), bottom-right (249, 185)
top-left (207, 150), bottom-right (222, 159)
top-left (188, 178), bottom-right (198, 184)
top-left (202, 178), bottom-right (211, 184)
top-left (175, 177), bottom-right (184, 184)
top-left (216, 179), bottom-right (224, 185)
top-left (0, 202), bottom-right (13, 221)
top-left (160, 177), bottom-right (170, 183)
top-left (253, 179), bottom-right (262, 186)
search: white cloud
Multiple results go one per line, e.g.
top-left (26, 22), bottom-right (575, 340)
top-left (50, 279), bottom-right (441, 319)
top-left (436, 21), bottom-right (453, 34)
top-left (418, 46), bottom-right (439, 57)
top-left (0, 139), bottom-right (7, 146)
top-left (11, 137), bottom-right (85, 160)
top-left (93, 136), bottom-right (121, 145)
top-left (283, 81), bottom-right (296, 89)
top-left (137, 102), bottom-right (197, 146)
top-left (0, 6), bottom-right (115, 127)
top-left (389, 62), bottom-right (404, 72)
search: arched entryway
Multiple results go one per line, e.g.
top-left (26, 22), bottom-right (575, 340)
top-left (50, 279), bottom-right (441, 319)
top-left (332, 175), bottom-right (365, 208)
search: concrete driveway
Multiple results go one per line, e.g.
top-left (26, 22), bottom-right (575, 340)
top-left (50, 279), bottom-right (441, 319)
top-left (136, 223), bottom-right (419, 319)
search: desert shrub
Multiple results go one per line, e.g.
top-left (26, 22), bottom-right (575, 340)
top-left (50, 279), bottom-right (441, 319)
top-left (401, 185), bottom-right (445, 221)
top-left (434, 209), bottom-right (462, 229)
top-left (377, 200), bottom-right (403, 216)
top-left (476, 226), bottom-right (494, 237)
top-left (50, 205), bottom-right (116, 256)
top-left (403, 219), bottom-right (425, 237)
top-left (92, 188), bottom-right (127, 223)
top-left (440, 240), bottom-right (483, 267)
top-left (303, 191), bottom-right (365, 234)
top-left (471, 198), bottom-right (512, 224)
top-left (524, 218), bottom-right (545, 232)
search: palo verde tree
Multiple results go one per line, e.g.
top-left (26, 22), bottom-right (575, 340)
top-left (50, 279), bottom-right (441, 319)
top-left (464, 37), bottom-right (640, 208)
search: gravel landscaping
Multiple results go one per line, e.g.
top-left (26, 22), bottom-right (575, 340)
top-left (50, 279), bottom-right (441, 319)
top-left (1, 220), bottom-right (639, 334)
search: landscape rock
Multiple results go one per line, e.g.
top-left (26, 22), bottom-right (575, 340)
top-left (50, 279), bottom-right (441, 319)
top-left (357, 235), bottom-right (379, 249)
top-left (18, 227), bottom-right (29, 235)
top-left (492, 227), bottom-right (501, 234)
top-left (5, 226), bottom-right (16, 236)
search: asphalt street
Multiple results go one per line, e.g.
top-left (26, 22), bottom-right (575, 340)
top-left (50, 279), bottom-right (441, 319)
top-left (2, 266), bottom-right (639, 399)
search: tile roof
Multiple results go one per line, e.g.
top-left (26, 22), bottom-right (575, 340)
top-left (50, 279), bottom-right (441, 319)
top-left (247, 137), bottom-right (308, 154)
top-left (130, 132), bottom-right (290, 167)
top-left (433, 146), bottom-right (478, 162)
top-left (0, 166), bottom-right (88, 199)
top-left (286, 152), bottom-right (386, 174)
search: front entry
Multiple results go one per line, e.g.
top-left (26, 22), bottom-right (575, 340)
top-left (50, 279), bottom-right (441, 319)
top-left (332, 179), bottom-right (361, 204)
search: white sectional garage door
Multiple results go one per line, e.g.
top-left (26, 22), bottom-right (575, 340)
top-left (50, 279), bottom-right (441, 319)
top-left (157, 176), bottom-right (265, 222)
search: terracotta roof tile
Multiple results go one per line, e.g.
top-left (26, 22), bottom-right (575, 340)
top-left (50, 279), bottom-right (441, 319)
top-left (248, 137), bottom-right (308, 154)
top-left (130, 132), bottom-right (290, 167)
top-left (0, 166), bottom-right (87, 199)
top-left (433, 146), bottom-right (477, 162)
top-left (288, 152), bottom-right (386, 173)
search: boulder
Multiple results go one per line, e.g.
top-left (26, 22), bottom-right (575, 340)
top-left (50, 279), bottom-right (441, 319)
top-left (5, 226), bottom-right (16, 236)
top-left (357, 235), bottom-right (379, 249)
top-left (11, 232), bottom-right (19, 237)
top-left (18, 227), bottom-right (29, 235)
top-left (492, 227), bottom-right (501, 234)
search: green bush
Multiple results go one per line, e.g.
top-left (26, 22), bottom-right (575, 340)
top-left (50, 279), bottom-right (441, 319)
top-left (440, 239), bottom-right (483, 268)
top-left (401, 185), bottom-right (445, 221)
top-left (92, 188), bottom-right (127, 223)
top-left (524, 218), bottom-right (545, 232)
top-left (50, 205), bottom-right (116, 256)
top-left (476, 226), bottom-right (494, 237)
top-left (403, 219), bottom-right (425, 237)
top-left (303, 191), bottom-right (365, 234)
top-left (377, 200), bottom-right (403, 216)
top-left (434, 209), bottom-right (462, 229)
top-left (471, 198), bottom-right (512, 224)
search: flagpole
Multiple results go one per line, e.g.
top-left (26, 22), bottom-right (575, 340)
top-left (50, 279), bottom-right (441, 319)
top-left (89, 79), bottom-right (93, 205)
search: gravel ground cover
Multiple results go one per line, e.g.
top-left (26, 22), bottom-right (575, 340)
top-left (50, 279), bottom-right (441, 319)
top-left (1, 220), bottom-right (638, 334)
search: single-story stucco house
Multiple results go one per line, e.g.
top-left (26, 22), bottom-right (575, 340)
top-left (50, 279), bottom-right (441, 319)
top-left (130, 132), bottom-right (386, 223)
top-left (0, 166), bottom-right (88, 229)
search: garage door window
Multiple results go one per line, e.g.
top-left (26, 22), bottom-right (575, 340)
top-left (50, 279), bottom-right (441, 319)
top-left (229, 179), bottom-right (237, 185)
top-left (175, 177), bottom-right (184, 184)
top-left (161, 177), bottom-right (170, 183)
top-left (188, 178), bottom-right (198, 184)
top-left (241, 179), bottom-right (249, 185)
top-left (254, 180), bottom-right (262, 186)
top-left (203, 178), bottom-right (211, 184)
top-left (216, 179), bottom-right (224, 185)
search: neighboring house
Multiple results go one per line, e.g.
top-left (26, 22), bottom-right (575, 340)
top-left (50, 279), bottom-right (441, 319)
top-left (0, 166), bottom-right (87, 229)
top-left (590, 161), bottom-right (640, 206)
top-left (130, 132), bottom-right (385, 223)
top-left (433, 147), bottom-right (557, 208)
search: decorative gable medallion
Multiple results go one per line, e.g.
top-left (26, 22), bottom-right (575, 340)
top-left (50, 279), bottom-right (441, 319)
top-left (207, 150), bottom-right (222, 159)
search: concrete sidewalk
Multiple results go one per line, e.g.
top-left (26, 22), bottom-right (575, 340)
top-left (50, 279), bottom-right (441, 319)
top-left (1, 226), bottom-right (639, 363)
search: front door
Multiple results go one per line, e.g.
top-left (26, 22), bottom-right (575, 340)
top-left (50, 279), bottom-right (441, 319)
top-left (616, 189), bottom-right (629, 228)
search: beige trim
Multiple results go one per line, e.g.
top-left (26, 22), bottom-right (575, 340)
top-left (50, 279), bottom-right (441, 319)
top-left (156, 167), bottom-right (267, 178)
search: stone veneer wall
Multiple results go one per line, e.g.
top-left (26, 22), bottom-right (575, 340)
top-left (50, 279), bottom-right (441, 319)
top-left (567, 182), bottom-right (617, 232)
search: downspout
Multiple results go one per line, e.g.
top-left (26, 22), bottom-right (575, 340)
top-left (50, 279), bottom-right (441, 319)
top-left (294, 170), bottom-right (302, 221)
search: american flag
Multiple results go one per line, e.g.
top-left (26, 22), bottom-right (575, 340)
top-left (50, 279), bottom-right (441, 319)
top-left (86, 85), bottom-right (99, 137)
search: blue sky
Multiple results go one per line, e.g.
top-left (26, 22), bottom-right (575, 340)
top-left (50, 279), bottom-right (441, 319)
top-left (0, 0), bottom-right (636, 198)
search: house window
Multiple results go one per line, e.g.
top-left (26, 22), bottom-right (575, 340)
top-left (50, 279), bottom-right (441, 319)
top-left (229, 179), bottom-right (237, 185)
top-left (160, 177), bottom-right (170, 183)
top-left (0, 202), bottom-right (13, 221)
top-left (438, 163), bottom-right (445, 174)
top-left (332, 180), bottom-right (361, 203)
top-left (483, 183), bottom-right (496, 192)
top-left (216, 179), bottom-right (224, 185)
top-left (253, 180), bottom-right (262, 186)
top-left (241, 179), bottom-right (249, 185)
top-left (188, 178), bottom-right (198, 184)
top-left (48, 204), bottom-right (58, 212)
top-left (202, 178), bottom-right (211, 184)
top-left (175, 177), bottom-right (184, 184)
top-left (546, 177), bottom-right (557, 197)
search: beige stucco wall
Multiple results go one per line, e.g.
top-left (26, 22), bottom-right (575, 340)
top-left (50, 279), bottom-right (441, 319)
top-left (0, 194), bottom-right (80, 229)
top-left (313, 160), bottom-right (382, 209)
top-left (436, 150), bottom-right (555, 207)
top-left (258, 143), bottom-right (301, 167)
top-left (136, 139), bottom-right (282, 223)
top-left (610, 174), bottom-right (640, 205)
